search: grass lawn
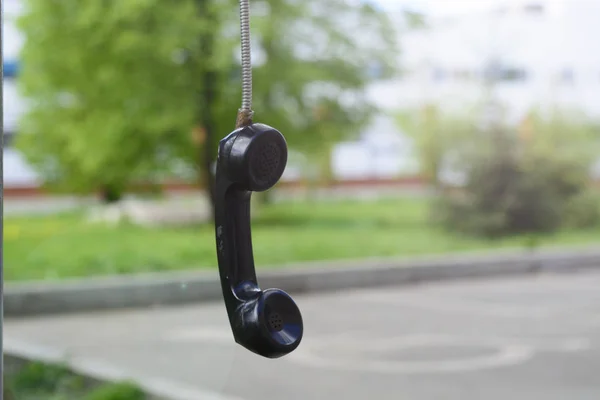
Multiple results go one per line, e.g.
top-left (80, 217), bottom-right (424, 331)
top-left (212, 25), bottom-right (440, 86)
top-left (4, 360), bottom-right (145, 400)
top-left (5, 198), bottom-right (600, 282)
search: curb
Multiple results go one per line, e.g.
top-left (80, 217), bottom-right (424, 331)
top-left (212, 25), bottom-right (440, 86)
top-left (3, 338), bottom-right (246, 400)
top-left (5, 245), bottom-right (600, 316)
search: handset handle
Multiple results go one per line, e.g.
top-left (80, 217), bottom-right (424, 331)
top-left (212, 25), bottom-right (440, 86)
top-left (215, 179), bottom-right (259, 301)
top-left (214, 123), bottom-right (303, 359)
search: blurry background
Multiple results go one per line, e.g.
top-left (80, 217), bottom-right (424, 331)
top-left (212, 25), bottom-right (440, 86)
top-left (5, 0), bottom-right (600, 187)
top-left (3, 0), bottom-right (600, 399)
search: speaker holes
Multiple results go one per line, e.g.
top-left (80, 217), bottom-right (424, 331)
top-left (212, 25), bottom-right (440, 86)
top-left (268, 312), bottom-right (284, 332)
top-left (251, 141), bottom-right (281, 183)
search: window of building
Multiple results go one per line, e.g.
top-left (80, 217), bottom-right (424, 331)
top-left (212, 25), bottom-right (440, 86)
top-left (453, 69), bottom-right (473, 81)
top-left (561, 68), bottom-right (575, 84)
top-left (501, 68), bottom-right (528, 81)
top-left (3, 61), bottom-right (20, 78)
top-left (483, 61), bottom-right (528, 83)
top-left (524, 3), bottom-right (545, 15)
top-left (4, 131), bottom-right (16, 148)
top-left (366, 61), bottom-right (384, 79)
top-left (432, 67), bottom-right (446, 83)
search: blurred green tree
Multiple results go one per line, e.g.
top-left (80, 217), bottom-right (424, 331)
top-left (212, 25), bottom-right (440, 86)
top-left (251, 0), bottom-right (397, 172)
top-left (16, 0), bottom-right (397, 210)
top-left (16, 0), bottom-right (208, 203)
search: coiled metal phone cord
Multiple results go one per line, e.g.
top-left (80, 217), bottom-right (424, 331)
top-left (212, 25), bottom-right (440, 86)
top-left (236, 0), bottom-right (254, 128)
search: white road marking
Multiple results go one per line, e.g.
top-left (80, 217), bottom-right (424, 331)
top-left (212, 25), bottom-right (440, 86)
top-left (551, 338), bottom-right (592, 352)
top-left (163, 327), bottom-right (234, 344)
top-left (163, 326), bottom-right (593, 355)
top-left (356, 293), bottom-right (559, 318)
top-left (289, 334), bottom-right (534, 374)
top-left (161, 327), bottom-right (592, 375)
top-left (291, 333), bottom-right (594, 374)
top-left (422, 279), bottom-right (600, 295)
top-left (355, 293), bottom-right (600, 331)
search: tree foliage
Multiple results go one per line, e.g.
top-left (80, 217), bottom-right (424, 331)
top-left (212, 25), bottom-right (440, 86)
top-left (16, 0), bottom-right (398, 204)
top-left (16, 0), bottom-right (206, 200)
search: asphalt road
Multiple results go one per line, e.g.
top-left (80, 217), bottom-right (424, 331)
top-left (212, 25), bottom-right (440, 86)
top-left (5, 271), bottom-right (600, 400)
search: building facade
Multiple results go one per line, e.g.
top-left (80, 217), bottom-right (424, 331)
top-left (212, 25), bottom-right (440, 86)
top-left (4, 0), bottom-right (38, 187)
top-left (342, 0), bottom-right (600, 179)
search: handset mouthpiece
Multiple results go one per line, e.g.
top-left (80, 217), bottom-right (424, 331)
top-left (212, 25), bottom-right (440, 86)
top-left (232, 284), bottom-right (303, 359)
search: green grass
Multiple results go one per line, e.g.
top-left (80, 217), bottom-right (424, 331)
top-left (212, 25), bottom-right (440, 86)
top-left (4, 361), bottom-right (145, 400)
top-left (5, 198), bottom-right (600, 282)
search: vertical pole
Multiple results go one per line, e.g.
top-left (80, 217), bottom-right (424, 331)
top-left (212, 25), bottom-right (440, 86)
top-left (0, 0), bottom-right (5, 396)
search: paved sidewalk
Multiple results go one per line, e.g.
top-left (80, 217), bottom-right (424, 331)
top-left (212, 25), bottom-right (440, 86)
top-left (5, 271), bottom-right (600, 400)
top-left (4, 185), bottom-right (429, 216)
top-left (4, 196), bottom-right (100, 216)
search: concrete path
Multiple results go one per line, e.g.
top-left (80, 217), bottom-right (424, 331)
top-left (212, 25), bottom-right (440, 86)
top-left (5, 271), bottom-right (600, 400)
top-left (4, 196), bottom-right (99, 216)
top-left (4, 185), bottom-right (429, 217)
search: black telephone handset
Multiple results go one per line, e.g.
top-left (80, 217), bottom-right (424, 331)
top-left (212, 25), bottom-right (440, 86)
top-left (214, 122), bottom-right (303, 359)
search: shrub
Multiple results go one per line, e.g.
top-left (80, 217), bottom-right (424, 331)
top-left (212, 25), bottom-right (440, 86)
top-left (563, 189), bottom-right (600, 229)
top-left (6, 361), bottom-right (146, 400)
top-left (427, 106), bottom-right (600, 238)
top-left (9, 361), bottom-right (78, 394)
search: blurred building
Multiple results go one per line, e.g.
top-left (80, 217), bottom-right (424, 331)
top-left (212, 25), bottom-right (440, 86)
top-left (369, 0), bottom-right (600, 117)
top-left (356, 0), bottom-right (600, 178)
top-left (3, 0), bottom-right (38, 187)
top-left (4, 0), bottom-right (600, 186)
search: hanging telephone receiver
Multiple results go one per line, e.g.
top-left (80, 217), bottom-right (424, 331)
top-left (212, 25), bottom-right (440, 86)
top-left (214, 122), bottom-right (304, 359)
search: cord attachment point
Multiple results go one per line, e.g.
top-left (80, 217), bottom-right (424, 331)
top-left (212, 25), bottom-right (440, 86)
top-left (236, 108), bottom-right (255, 129)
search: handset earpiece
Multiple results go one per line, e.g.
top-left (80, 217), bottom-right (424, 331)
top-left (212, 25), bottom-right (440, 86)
top-left (215, 122), bottom-right (303, 359)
